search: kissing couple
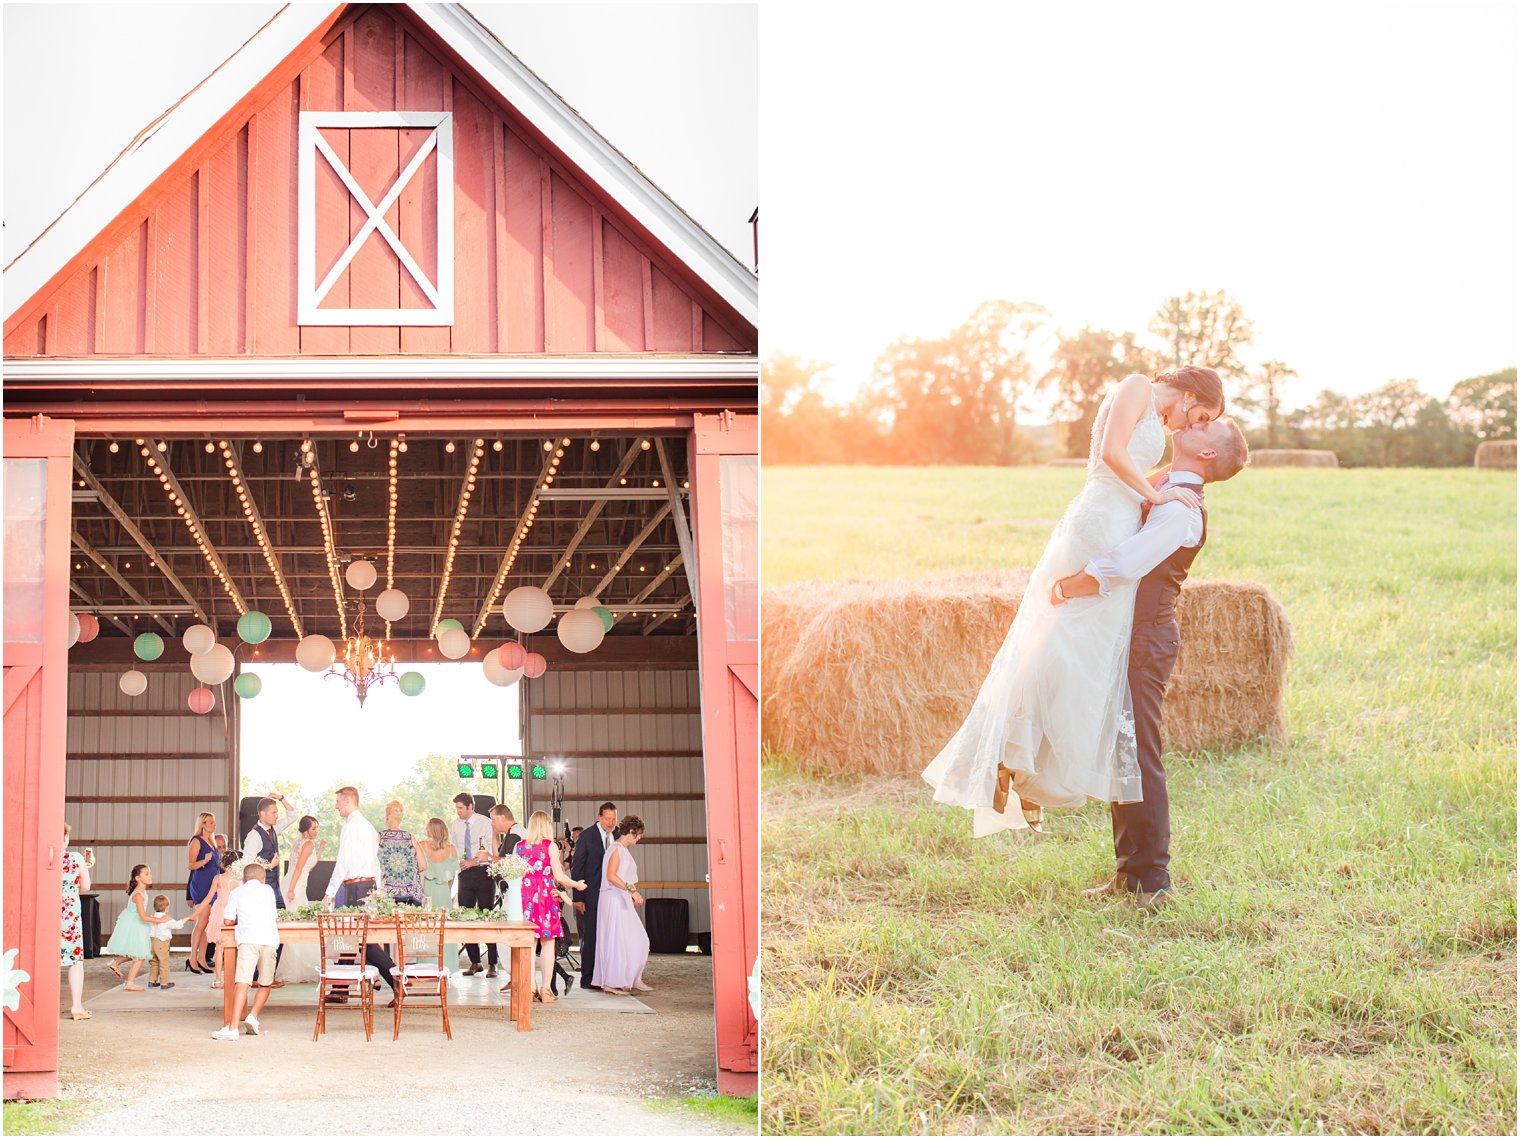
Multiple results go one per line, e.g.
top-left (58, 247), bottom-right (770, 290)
top-left (922, 365), bottom-right (1250, 913)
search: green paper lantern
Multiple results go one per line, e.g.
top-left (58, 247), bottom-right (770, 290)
top-left (593, 605), bottom-right (613, 632)
top-left (233, 673), bottom-right (262, 699)
top-left (236, 610), bottom-right (272, 645)
top-left (399, 671), bottom-right (426, 697)
top-left (436, 619), bottom-right (464, 634)
top-left (133, 632), bottom-right (164, 661)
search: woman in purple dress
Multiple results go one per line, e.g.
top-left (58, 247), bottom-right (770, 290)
top-left (185, 812), bottom-right (219, 973)
top-left (513, 810), bottom-right (586, 1003)
top-left (591, 815), bottom-right (652, 995)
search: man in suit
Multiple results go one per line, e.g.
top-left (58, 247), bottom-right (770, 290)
top-left (1053, 417), bottom-right (1250, 914)
top-left (570, 802), bottom-right (618, 990)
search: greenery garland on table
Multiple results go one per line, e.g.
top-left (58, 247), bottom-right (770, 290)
top-left (275, 902), bottom-right (510, 923)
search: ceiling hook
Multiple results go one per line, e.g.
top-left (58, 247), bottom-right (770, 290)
top-left (366, 431), bottom-right (378, 450)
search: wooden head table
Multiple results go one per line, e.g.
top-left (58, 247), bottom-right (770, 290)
top-left (218, 919), bottom-right (540, 1032)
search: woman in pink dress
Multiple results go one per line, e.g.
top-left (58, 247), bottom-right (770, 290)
top-left (204, 849), bottom-right (240, 989)
top-left (513, 810), bottom-right (585, 1004)
top-left (591, 816), bottom-right (652, 995)
top-left (60, 822), bottom-right (95, 1020)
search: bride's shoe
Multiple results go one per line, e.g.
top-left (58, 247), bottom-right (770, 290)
top-left (1021, 801), bottom-right (1045, 833)
top-left (992, 764), bottom-right (1015, 813)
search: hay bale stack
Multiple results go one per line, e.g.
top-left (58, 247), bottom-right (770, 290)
top-left (1475, 440), bottom-right (1516, 470)
top-left (763, 573), bottom-right (1292, 777)
top-left (1249, 449), bottom-right (1338, 468)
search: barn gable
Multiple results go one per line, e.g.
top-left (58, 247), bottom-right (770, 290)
top-left (3, 3), bottom-right (756, 358)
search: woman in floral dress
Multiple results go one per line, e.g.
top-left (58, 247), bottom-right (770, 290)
top-left (61, 822), bottom-right (94, 1020)
top-left (514, 810), bottom-right (585, 1003)
top-left (377, 800), bottom-right (425, 905)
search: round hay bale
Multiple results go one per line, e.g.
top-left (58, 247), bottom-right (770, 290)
top-left (763, 573), bottom-right (1292, 777)
top-left (1046, 457), bottom-right (1088, 467)
top-left (1249, 449), bottom-right (1338, 468)
top-left (1475, 440), bottom-right (1516, 470)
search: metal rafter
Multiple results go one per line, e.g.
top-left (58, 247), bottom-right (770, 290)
top-left (539, 443), bottom-right (642, 594)
top-left (70, 531), bottom-right (176, 636)
top-left (73, 452), bottom-right (210, 625)
top-left (144, 440), bottom-right (249, 616)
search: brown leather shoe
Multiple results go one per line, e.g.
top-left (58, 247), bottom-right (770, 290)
top-left (485, 966), bottom-right (498, 978)
top-left (462, 964), bottom-right (482, 976)
top-left (1082, 873), bottom-right (1129, 899)
top-left (1136, 887), bottom-right (1173, 914)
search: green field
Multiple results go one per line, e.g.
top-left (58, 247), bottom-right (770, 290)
top-left (761, 468), bottom-right (1516, 1136)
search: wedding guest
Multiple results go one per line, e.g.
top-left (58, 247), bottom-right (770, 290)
top-left (491, 805), bottom-right (527, 855)
top-left (420, 818), bottom-right (459, 910)
top-left (206, 849), bottom-right (241, 989)
top-left (511, 810), bottom-right (586, 1004)
top-left (186, 812), bottom-right (219, 974)
top-left (450, 792), bottom-right (499, 977)
top-left (242, 794), bottom-right (295, 908)
top-left (61, 823), bottom-right (95, 1020)
top-left (378, 800), bottom-right (426, 905)
top-left (104, 864), bottom-right (177, 992)
top-left (591, 816), bottom-right (652, 995)
top-left (210, 864), bottom-right (280, 1041)
top-left (571, 802), bottom-right (618, 990)
top-left (214, 834), bottom-right (227, 856)
top-left (321, 786), bottom-right (398, 1006)
top-left (146, 895), bottom-right (189, 990)
top-left (277, 816), bottom-right (322, 983)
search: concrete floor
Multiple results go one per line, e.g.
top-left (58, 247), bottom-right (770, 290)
top-left (52, 952), bottom-right (749, 1135)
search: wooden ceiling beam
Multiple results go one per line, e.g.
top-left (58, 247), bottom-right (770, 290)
top-left (642, 593), bottom-right (691, 635)
top-left (69, 581), bottom-right (133, 636)
top-left (70, 531), bottom-right (176, 637)
top-left (143, 440), bottom-right (250, 617)
top-left (539, 443), bottom-right (642, 595)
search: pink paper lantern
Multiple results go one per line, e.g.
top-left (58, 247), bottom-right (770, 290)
top-left (523, 652), bottom-right (547, 679)
top-left (498, 642), bottom-right (528, 671)
top-left (188, 687), bottom-right (215, 715)
top-left (76, 613), bottom-right (100, 644)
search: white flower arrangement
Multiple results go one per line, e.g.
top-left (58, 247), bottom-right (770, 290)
top-left (225, 853), bottom-right (274, 882)
top-left (487, 853), bottom-right (529, 882)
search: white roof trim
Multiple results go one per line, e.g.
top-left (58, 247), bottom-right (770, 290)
top-left (4, 3), bottom-right (759, 328)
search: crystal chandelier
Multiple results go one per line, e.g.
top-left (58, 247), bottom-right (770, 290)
top-left (326, 596), bottom-right (397, 707)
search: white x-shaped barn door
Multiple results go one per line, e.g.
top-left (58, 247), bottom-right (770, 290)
top-left (297, 111), bottom-right (454, 326)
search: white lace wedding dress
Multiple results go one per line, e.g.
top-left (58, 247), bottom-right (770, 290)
top-left (922, 387), bottom-right (1163, 836)
top-left (278, 837), bottom-right (321, 983)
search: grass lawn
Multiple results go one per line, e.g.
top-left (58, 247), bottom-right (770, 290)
top-left (2, 1099), bottom-right (90, 1136)
top-left (649, 1093), bottom-right (761, 1128)
top-left (761, 467), bottom-right (1516, 1135)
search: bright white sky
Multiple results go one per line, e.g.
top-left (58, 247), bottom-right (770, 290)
top-left (760, 0), bottom-right (1518, 413)
top-left (2, 2), bottom-right (757, 265)
top-left (239, 661), bottom-right (522, 793)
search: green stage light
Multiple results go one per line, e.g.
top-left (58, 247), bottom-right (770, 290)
top-left (530, 764), bottom-right (547, 780)
top-left (506, 764), bottom-right (524, 780)
top-left (457, 763), bottom-right (474, 778)
top-left (481, 763), bottom-right (499, 779)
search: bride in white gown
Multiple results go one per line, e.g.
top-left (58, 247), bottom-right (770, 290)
top-left (278, 815), bottom-right (323, 982)
top-left (922, 367), bottom-right (1225, 837)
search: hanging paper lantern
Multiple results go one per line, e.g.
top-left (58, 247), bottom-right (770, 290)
top-left (76, 613), bottom-right (100, 644)
top-left (556, 608), bottom-right (606, 654)
top-left (503, 586), bottom-right (553, 634)
top-left (498, 642), bottom-right (528, 671)
top-left (439, 627), bottom-right (471, 660)
top-left (190, 643), bottom-right (235, 685)
top-left (482, 651), bottom-right (515, 687)
top-left (233, 673), bottom-right (262, 700)
top-left (134, 632), bottom-right (165, 661)
top-left (182, 624), bottom-right (216, 655)
top-left (68, 613), bottom-right (81, 648)
top-left (436, 618), bottom-right (464, 635)
top-left (344, 559), bottom-right (377, 591)
top-left (398, 671), bottom-right (426, 697)
top-left (236, 610), bottom-right (272, 645)
top-left (593, 605), bottom-right (613, 633)
top-left (375, 588), bottom-right (409, 623)
top-left (118, 669), bottom-right (148, 697)
top-left (523, 652), bottom-right (547, 679)
top-left (188, 687), bottom-right (215, 715)
top-left (574, 596), bottom-right (603, 610)
top-left (295, 634), bottom-right (335, 673)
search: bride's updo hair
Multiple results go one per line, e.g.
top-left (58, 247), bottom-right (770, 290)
top-left (1152, 365), bottom-right (1226, 417)
top-left (614, 815), bottom-right (645, 839)
top-left (298, 814), bottom-right (317, 837)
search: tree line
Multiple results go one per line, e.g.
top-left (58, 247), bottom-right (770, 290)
top-left (763, 290), bottom-right (1516, 467)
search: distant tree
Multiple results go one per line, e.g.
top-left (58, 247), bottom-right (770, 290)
top-left (762, 353), bottom-right (843, 466)
top-left (1149, 290), bottom-right (1256, 378)
top-left (1237, 359), bottom-right (1297, 447)
top-left (1358, 379), bottom-right (1427, 465)
top-left (1404, 398), bottom-right (1473, 467)
top-left (1041, 326), bottom-right (1156, 457)
top-left (1447, 367), bottom-right (1517, 442)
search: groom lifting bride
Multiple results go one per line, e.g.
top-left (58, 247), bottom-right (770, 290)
top-left (922, 366), bottom-right (1250, 913)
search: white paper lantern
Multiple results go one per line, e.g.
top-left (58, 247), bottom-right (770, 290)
top-left (438, 627), bottom-right (471, 660)
top-left (190, 643), bottom-right (235, 685)
top-left (574, 596), bottom-right (603, 610)
top-left (296, 634), bottom-right (336, 673)
top-left (68, 613), bottom-right (81, 647)
top-left (182, 624), bottom-right (217, 656)
top-left (482, 649), bottom-right (521, 687)
top-left (375, 588), bottom-right (409, 623)
top-left (344, 559), bottom-right (377, 591)
top-left (556, 607), bottom-right (607, 654)
top-left (503, 586), bottom-right (554, 633)
top-left (118, 669), bottom-right (148, 697)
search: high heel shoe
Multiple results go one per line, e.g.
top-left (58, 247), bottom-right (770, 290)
top-left (992, 764), bottom-right (1014, 813)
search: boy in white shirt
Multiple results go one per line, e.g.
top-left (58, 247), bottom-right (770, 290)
top-left (147, 894), bottom-right (189, 990)
top-left (211, 862), bottom-right (280, 1040)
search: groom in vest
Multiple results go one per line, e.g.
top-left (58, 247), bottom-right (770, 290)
top-left (244, 794), bottom-right (295, 981)
top-left (1051, 416), bottom-right (1250, 913)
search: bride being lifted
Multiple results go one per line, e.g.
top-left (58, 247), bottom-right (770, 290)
top-left (922, 366), bottom-right (1225, 836)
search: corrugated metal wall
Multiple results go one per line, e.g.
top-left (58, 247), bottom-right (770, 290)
top-left (525, 667), bottom-right (709, 936)
top-left (65, 669), bottom-right (235, 933)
